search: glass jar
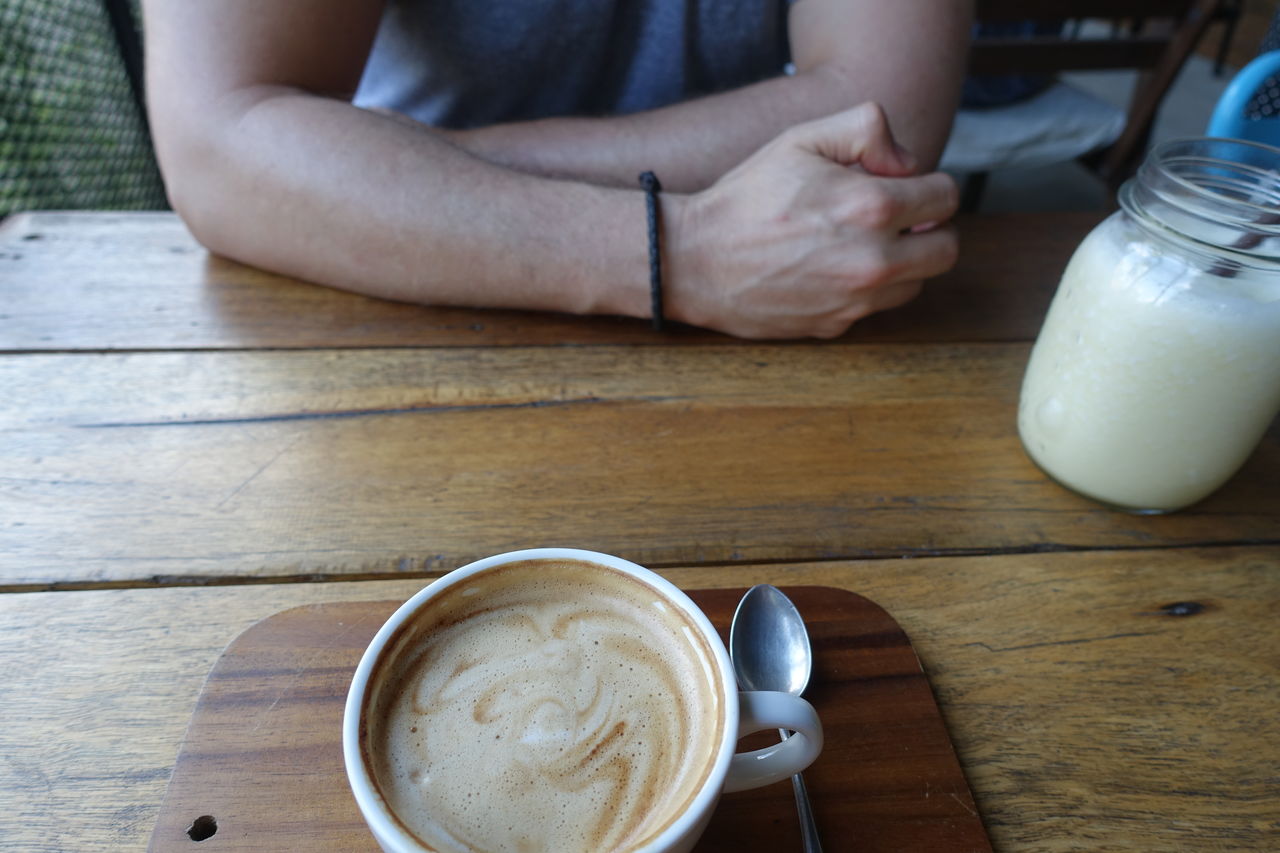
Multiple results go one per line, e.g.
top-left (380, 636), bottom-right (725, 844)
top-left (1018, 138), bottom-right (1280, 513)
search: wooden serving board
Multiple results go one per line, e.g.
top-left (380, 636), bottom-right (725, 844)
top-left (148, 587), bottom-right (991, 852)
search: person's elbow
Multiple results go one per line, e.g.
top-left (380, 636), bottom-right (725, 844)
top-left (148, 100), bottom-right (232, 253)
top-left (147, 86), bottom-right (278, 256)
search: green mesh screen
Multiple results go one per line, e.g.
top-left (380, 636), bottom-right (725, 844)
top-left (0, 0), bottom-right (167, 215)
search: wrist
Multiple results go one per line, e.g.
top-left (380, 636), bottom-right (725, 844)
top-left (659, 191), bottom-right (710, 331)
top-left (575, 183), bottom-right (703, 329)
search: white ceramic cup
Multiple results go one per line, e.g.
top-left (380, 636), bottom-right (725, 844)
top-left (343, 548), bottom-right (823, 853)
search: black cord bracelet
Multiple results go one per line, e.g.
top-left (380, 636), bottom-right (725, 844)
top-left (638, 171), bottom-right (664, 332)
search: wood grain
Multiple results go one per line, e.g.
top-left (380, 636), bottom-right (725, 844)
top-left (4, 208), bottom-right (1278, 853)
top-left (147, 589), bottom-right (990, 852)
top-left (1, 547), bottom-right (1276, 851)
top-left (0, 211), bottom-right (1100, 351)
top-left (4, 345), bottom-right (1277, 587)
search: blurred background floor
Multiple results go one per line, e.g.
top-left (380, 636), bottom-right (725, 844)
top-left (979, 0), bottom-right (1276, 212)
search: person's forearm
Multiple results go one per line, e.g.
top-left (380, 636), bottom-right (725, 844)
top-left (445, 0), bottom-right (973, 192)
top-left (144, 0), bottom-right (961, 341)
top-left (157, 87), bottom-right (654, 317)
top-left (447, 68), bottom-right (868, 193)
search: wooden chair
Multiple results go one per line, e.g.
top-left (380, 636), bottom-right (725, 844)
top-left (946, 0), bottom-right (1224, 211)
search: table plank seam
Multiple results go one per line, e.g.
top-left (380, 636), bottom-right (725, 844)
top-left (3, 540), bottom-right (1276, 595)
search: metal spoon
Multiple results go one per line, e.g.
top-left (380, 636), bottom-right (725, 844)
top-left (729, 584), bottom-right (823, 852)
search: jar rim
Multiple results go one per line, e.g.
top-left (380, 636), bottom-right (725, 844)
top-left (1122, 136), bottom-right (1280, 269)
top-left (1147, 136), bottom-right (1280, 224)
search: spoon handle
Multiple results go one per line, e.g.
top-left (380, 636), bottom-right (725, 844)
top-left (780, 730), bottom-right (823, 852)
top-left (792, 772), bottom-right (822, 852)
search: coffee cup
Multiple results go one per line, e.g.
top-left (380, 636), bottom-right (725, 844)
top-left (343, 548), bottom-right (823, 853)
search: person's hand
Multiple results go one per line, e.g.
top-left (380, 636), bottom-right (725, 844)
top-left (664, 103), bottom-right (959, 339)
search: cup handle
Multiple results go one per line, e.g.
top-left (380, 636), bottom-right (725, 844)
top-left (723, 690), bottom-right (823, 793)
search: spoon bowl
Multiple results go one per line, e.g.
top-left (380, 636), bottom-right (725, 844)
top-left (730, 584), bottom-right (813, 696)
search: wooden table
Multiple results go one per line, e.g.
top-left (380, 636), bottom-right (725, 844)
top-left (1, 211), bottom-right (1277, 851)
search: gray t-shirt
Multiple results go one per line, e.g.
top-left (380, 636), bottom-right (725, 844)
top-left (354, 0), bottom-right (791, 128)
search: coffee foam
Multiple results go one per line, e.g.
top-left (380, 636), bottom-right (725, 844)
top-left (363, 559), bottom-right (724, 853)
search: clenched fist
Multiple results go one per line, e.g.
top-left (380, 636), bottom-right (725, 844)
top-left (663, 103), bottom-right (959, 339)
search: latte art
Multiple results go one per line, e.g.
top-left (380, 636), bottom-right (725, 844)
top-left (364, 560), bottom-right (724, 853)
